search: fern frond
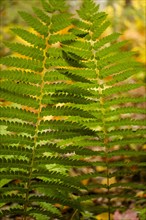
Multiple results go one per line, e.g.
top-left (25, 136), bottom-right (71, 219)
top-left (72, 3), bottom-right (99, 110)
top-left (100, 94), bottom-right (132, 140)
top-left (109, 161), bottom-right (146, 168)
top-left (1, 81), bottom-right (40, 97)
top-left (0, 171), bottom-right (29, 181)
top-left (107, 69), bottom-right (135, 85)
top-left (1, 90), bottom-right (39, 108)
top-left (94, 33), bottom-right (121, 49)
top-left (106, 107), bottom-right (146, 117)
top-left (50, 13), bottom-right (72, 33)
top-left (106, 128), bottom-right (146, 137)
top-left (19, 11), bottom-right (48, 36)
top-left (5, 42), bottom-right (44, 61)
top-left (106, 118), bottom-right (146, 128)
top-left (0, 145), bottom-right (31, 157)
top-left (56, 70), bottom-right (92, 83)
top-left (0, 158), bottom-right (30, 170)
top-left (0, 70), bottom-right (41, 84)
top-left (49, 32), bottom-right (75, 44)
top-left (93, 20), bottom-right (110, 39)
top-left (77, 0), bottom-right (99, 21)
top-left (108, 149), bottom-right (146, 157)
top-left (1, 121), bottom-right (35, 135)
top-left (65, 68), bottom-right (97, 80)
top-left (104, 96), bottom-right (146, 107)
top-left (99, 51), bottom-right (135, 68)
top-left (63, 40), bottom-right (92, 59)
top-left (11, 28), bottom-right (46, 48)
top-left (0, 57), bottom-right (43, 72)
top-left (100, 61), bottom-right (139, 78)
top-left (32, 7), bottom-right (51, 25)
top-left (48, 92), bottom-right (92, 104)
top-left (41, 105), bottom-right (94, 118)
top-left (34, 155), bottom-right (91, 167)
top-left (0, 0), bottom-right (145, 218)
top-left (109, 137), bottom-right (146, 147)
top-left (103, 83), bottom-right (143, 97)
top-left (41, 0), bottom-right (68, 13)
top-left (97, 41), bottom-right (128, 59)
top-left (0, 133), bottom-right (33, 146)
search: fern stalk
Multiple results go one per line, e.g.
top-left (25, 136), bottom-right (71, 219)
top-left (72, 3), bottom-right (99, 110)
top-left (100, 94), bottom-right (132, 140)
top-left (23, 23), bottom-right (51, 218)
top-left (89, 27), bottom-right (112, 218)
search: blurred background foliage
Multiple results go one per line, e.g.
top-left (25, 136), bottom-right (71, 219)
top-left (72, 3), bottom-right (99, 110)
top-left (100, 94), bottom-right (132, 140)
top-left (0, 0), bottom-right (145, 77)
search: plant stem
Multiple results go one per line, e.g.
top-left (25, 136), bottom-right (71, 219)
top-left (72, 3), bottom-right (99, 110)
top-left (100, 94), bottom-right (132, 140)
top-left (70, 209), bottom-right (78, 220)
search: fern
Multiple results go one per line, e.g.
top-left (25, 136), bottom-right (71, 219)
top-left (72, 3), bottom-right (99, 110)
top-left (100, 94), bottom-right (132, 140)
top-left (62, 0), bottom-right (146, 217)
top-left (0, 1), bottom-right (83, 219)
top-left (0, 0), bottom-right (146, 219)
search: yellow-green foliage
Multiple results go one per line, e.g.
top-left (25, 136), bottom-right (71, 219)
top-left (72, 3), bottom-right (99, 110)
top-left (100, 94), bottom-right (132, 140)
top-left (0, 0), bottom-right (146, 219)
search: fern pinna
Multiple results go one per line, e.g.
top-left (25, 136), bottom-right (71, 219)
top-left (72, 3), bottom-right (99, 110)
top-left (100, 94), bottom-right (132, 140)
top-left (0, 0), bottom-right (146, 219)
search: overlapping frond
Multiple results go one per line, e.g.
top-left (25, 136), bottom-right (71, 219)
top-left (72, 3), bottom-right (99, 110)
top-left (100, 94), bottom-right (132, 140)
top-left (61, 0), bottom-right (146, 215)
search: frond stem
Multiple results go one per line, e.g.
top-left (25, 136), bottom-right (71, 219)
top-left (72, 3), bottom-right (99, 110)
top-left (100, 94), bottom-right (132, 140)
top-left (89, 29), bottom-right (111, 220)
top-left (70, 209), bottom-right (78, 220)
top-left (23, 22), bottom-right (52, 218)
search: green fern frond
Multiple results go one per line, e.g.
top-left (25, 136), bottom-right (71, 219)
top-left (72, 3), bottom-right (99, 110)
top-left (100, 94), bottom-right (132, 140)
top-left (49, 32), bottom-right (75, 44)
top-left (0, 0), bottom-right (145, 218)
top-left (0, 134), bottom-right (33, 146)
top-left (50, 13), bottom-right (71, 33)
top-left (32, 7), bottom-right (51, 25)
top-left (100, 61), bottom-right (138, 78)
top-left (41, 0), bottom-right (68, 13)
top-left (1, 81), bottom-right (40, 97)
top-left (0, 70), bottom-right (41, 83)
top-left (19, 11), bottom-right (48, 36)
top-left (2, 121), bottom-right (35, 135)
top-left (63, 40), bottom-right (92, 59)
top-left (104, 96), bottom-right (146, 107)
top-left (60, 0), bottom-right (145, 216)
top-left (103, 83), bottom-right (143, 97)
top-left (0, 57), bottom-right (43, 72)
top-left (108, 150), bottom-right (146, 157)
top-left (94, 33), bottom-right (121, 49)
top-left (57, 69), bottom-right (93, 83)
top-left (0, 145), bottom-right (31, 157)
top-left (93, 20), bottom-right (111, 39)
top-left (106, 128), bottom-right (146, 137)
top-left (107, 69), bottom-right (135, 85)
top-left (77, 0), bottom-right (99, 21)
top-left (99, 51), bottom-right (135, 68)
top-left (106, 118), bottom-right (146, 127)
top-left (5, 42), bottom-right (44, 61)
top-left (41, 105), bottom-right (94, 118)
top-left (109, 137), bottom-right (146, 146)
top-left (0, 158), bottom-right (30, 170)
top-left (97, 41), bottom-right (128, 58)
top-left (11, 28), bottom-right (46, 48)
top-left (106, 107), bottom-right (146, 117)
top-left (49, 92), bottom-right (92, 104)
top-left (0, 91), bottom-right (39, 108)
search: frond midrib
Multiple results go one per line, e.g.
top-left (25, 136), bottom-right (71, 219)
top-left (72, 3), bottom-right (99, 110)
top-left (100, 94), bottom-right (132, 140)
top-left (23, 19), bottom-right (51, 215)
